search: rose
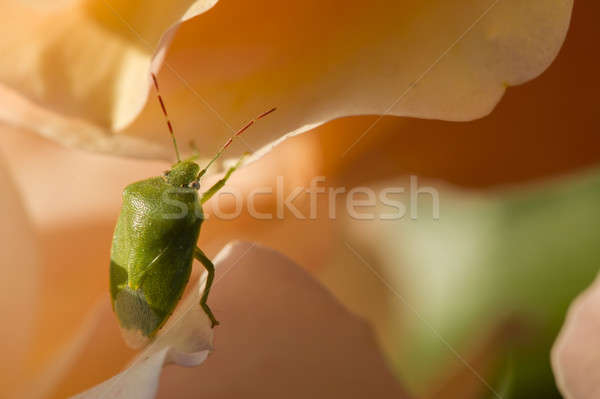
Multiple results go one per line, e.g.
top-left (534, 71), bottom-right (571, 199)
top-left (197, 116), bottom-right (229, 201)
top-left (0, 0), bottom-right (576, 397)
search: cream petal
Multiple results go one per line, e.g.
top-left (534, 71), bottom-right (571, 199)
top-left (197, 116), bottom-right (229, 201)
top-left (0, 154), bottom-right (40, 395)
top-left (0, 0), bottom-right (573, 161)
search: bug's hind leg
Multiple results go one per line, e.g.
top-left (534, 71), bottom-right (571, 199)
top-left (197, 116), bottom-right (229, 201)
top-left (194, 247), bottom-right (219, 327)
top-left (199, 154), bottom-right (247, 204)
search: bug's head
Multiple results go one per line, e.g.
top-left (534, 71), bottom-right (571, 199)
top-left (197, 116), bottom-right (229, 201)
top-left (151, 72), bottom-right (276, 190)
top-left (165, 160), bottom-right (200, 188)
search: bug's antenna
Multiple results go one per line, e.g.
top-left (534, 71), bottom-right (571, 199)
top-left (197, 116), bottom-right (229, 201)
top-left (198, 107), bottom-right (276, 178)
top-left (151, 73), bottom-right (181, 162)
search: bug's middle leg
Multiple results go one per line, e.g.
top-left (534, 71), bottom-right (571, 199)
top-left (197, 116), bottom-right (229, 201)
top-left (199, 154), bottom-right (247, 204)
top-left (194, 247), bottom-right (219, 327)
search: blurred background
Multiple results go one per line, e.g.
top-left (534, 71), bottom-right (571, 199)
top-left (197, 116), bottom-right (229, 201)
top-left (0, 1), bottom-right (599, 398)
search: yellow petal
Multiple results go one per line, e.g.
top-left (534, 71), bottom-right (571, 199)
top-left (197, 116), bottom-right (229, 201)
top-left (0, 0), bottom-right (572, 160)
top-left (0, 0), bottom-right (217, 156)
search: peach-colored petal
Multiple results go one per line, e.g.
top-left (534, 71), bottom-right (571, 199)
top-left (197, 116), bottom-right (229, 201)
top-left (63, 241), bottom-right (408, 398)
top-left (140, 0), bottom-right (573, 161)
top-left (70, 250), bottom-right (216, 398)
top-left (156, 241), bottom-right (410, 398)
top-left (0, 0), bottom-right (572, 160)
top-left (14, 300), bottom-right (111, 399)
top-left (552, 274), bottom-right (600, 399)
top-left (0, 154), bottom-right (40, 395)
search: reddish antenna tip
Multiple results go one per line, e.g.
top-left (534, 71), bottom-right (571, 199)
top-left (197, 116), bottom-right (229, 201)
top-left (229, 107), bottom-right (277, 140)
top-left (258, 107), bottom-right (277, 119)
top-left (200, 107), bottom-right (277, 173)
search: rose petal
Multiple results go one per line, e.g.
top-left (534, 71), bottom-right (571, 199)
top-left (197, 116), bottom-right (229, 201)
top-left (138, 0), bottom-right (573, 161)
top-left (69, 248), bottom-right (216, 399)
top-left (157, 241), bottom-right (410, 398)
top-left (0, 0), bottom-right (572, 160)
top-left (552, 274), bottom-right (600, 399)
top-left (0, 0), bottom-right (217, 156)
top-left (14, 300), bottom-right (114, 399)
top-left (69, 241), bottom-right (408, 398)
top-left (0, 154), bottom-right (40, 395)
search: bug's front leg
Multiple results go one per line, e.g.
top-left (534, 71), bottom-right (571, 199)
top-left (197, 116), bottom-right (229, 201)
top-left (194, 247), bottom-right (220, 327)
top-left (199, 154), bottom-right (247, 204)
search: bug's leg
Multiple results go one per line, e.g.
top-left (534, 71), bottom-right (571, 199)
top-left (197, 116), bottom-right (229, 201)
top-left (199, 154), bottom-right (247, 204)
top-left (194, 247), bottom-right (219, 327)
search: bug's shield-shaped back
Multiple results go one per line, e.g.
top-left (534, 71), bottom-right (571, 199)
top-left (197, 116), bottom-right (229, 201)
top-left (110, 177), bottom-right (203, 348)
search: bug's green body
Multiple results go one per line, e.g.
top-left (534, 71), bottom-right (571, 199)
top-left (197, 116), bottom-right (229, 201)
top-left (110, 171), bottom-right (203, 341)
top-left (110, 73), bottom-right (275, 348)
top-left (110, 158), bottom-right (244, 347)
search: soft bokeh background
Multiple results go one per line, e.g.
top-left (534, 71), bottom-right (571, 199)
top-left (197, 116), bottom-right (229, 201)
top-left (1, 1), bottom-right (599, 398)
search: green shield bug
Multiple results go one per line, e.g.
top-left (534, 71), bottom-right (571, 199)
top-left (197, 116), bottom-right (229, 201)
top-left (109, 73), bottom-right (275, 348)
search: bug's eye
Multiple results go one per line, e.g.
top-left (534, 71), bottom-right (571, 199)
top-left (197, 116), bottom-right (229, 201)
top-left (190, 181), bottom-right (200, 190)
